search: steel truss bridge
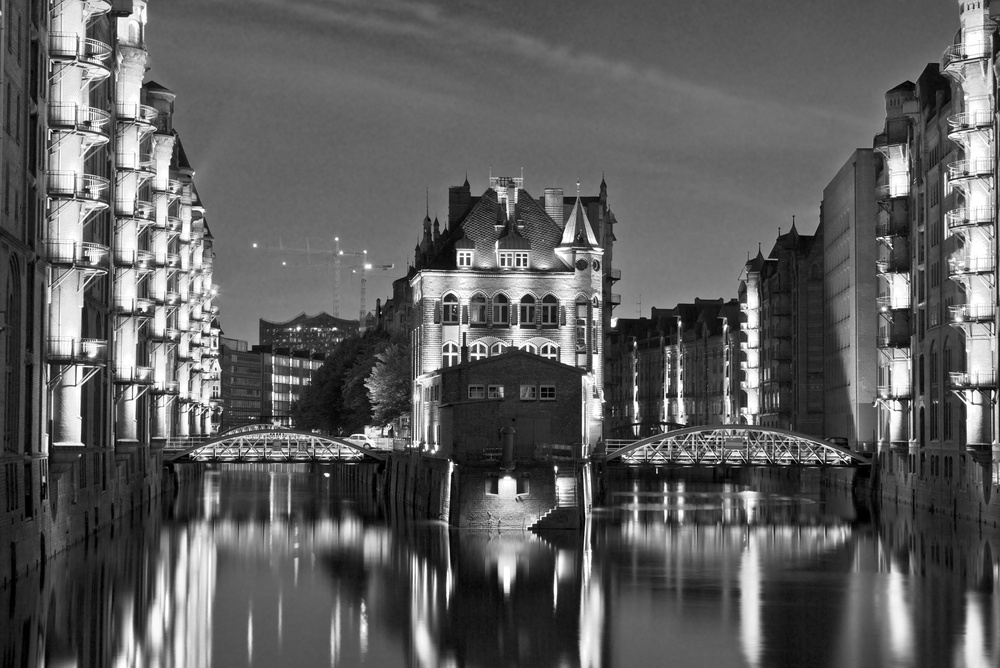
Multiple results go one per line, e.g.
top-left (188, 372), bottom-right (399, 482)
top-left (163, 426), bottom-right (388, 463)
top-left (604, 425), bottom-right (871, 466)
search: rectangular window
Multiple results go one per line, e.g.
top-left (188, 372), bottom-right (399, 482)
top-left (488, 385), bottom-right (504, 399)
top-left (469, 384), bottom-right (485, 399)
top-left (457, 250), bottom-right (473, 267)
top-left (498, 251), bottom-right (514, 268)
top-left (540, 385), bottom-right (556, 400)
top-left (514, 251), bottom-right (529, 268)
top-left (520, 385), bottom-right (537, 400)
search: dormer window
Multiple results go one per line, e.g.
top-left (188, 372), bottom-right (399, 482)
top-left (498, 250), bottom-right (529, 269)
top-left (457, 250), bottom-right (473, 267)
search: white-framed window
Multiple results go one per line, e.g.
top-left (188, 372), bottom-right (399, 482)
top-left (442, 293), bottom-right (459, 324)
top-left (470, 294), bottom-right (487, 325)
top-left (540, 385), bottom-right (556, 400)
top-left (490, 341), bottom-right (508, 356)
top-left (488, 385), bottom-right (504, 399)
top-left (493, 294), bottom-right (509, 325)
top-left (470, 341), bottom-right (488, 361)
top-left (442, 341), bottom-right (459, 368)
top-left (498, 251), bottom-right (514, 268)
top-left (519, 295), bottom-right (535, 326)
top-left (457, 250), bottom-right (473, 267)
top-left (540, 343), bottom-right (558, 360)
top-left (469, 384), bottom-right (485, 399)
top-left (520, 384), bottom-right (537, 400)
top-left (520, 342), bottom-right (538, 354)
top-left (514, 251), bottom-right (529, 268)
top-left (541, 295), bottom-right (558, 326)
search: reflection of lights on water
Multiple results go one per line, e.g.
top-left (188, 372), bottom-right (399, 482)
top-left (739, 534), bottom-right (761, 667)
top-left (324, 472), bottom-right (330, 478)
top-left (498, 551), bottom-right (516, 598)
top-left (886, 569), bottom-right (913, 664)
top-left (360, 599), bottom-right (369, 658)
top-left (962, 593), bottom-right (992, 667)
top-left (247, 601), bottom-right (253, 665)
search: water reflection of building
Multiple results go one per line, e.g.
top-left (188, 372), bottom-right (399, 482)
top-left (0, 0), bottom-right (219, 585)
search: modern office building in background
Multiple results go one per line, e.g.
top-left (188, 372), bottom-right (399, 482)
top-left (0, 0), bottom-right (220, 584)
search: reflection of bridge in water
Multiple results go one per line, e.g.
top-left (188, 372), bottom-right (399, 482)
top-left (163, 426), bottom-right (388, 463)
top-left (604, 425), bottom-right (872, 466)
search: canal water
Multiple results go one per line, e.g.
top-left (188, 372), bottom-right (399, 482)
top-left (2, 463), bottom-right (1000, 667)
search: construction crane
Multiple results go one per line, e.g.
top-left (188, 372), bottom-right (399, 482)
top-left (251, 236), bottom-right (394, 327)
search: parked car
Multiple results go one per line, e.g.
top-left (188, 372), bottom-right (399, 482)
top-left (345, 433), bottom-right (371, 447)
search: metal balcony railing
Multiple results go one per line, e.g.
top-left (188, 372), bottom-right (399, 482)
top-left (949, 371), bottom-right (997, 389)
top-left (117, 102), bottom-right (158, 125)
top-left (47, 172), bottom-right (111, 203)
top-left (949, 303), bottom-right (996, 323)
top-left (946, 206), bottom-right (995, 231)
top-left (876, 183), bottom-right (910, 201)
top-left (877, 333), bottom-right (910, 349)
top-left (113, 365), bottom-right (154, 385)
top-left (608, 268), bottom-right (622, 282)
top-left (42, 240), bottom-right (110, 270)
top-left (113, 297), bottom-right (154, 317)
top-left (948, 254), bottom-right (996, 277)
top-left (877, 295), bottom-right (912, 312)
top-left (876, 257), bottom-right (910, 275)
top-left (47, 337), bottom-right (107, 364)
top-left (115, 151), bottom-right (155, 173)
top-left (878, 384), bottom-right (912, 400)
top-left (948, 110), bottom-right (993, 134)
top-left (948, 158), bottom-right (993, 182)
top-left (153, 252), bottom-right (180, 268)
top-left (49, 32), bottom-right (113, 67)
top-left (942, 34), bottom-right (994, 71)
top-left (150, 380), bottom-right (180, 395)
top-left (48, 103), bottom-right (111, 137)
top-left (149, 327), bottom-right (179, 343)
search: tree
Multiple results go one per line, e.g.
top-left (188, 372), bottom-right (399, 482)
top-left (365, 339), bottom-right (412, 427)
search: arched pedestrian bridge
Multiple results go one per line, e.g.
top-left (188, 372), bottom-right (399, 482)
top-left (604, 425), bottom-right (871, 467)
top-left (163, 426), bottom-right (388, 463)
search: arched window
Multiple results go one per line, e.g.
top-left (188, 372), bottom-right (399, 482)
top-left (442, 293), bottom-right (459, 324)
top-left (520, 342), bottom-right (538, 354)
top-left (470, 294), bottom-right (487, 326)
top-left (492, 294), bottom-right (509, 326)
top-left (540, 342), bottom-right (558, 361)
top-left (127, 20), bottom-right (141, 45)
top-left (442, 342), bottom-right (459, 368)
top-left (490, 341), bottom-right (508, 356)
top-left (540, 294), bottom-right (558, 326)
top-left (470, 341), bottom-right (488, 361)
top-left (519, 295), bottom-right (536, 327)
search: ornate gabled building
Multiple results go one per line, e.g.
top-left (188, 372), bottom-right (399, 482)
top-left (407, 175), bottom-right (615, 456)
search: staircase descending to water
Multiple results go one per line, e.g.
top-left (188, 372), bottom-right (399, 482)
top-left (530, 474), bottom-right (580, 531)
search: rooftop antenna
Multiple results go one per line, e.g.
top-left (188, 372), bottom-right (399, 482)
top-left (636, 293), bottom-right (642, 319)
top-left (426, 187), bottom-right (429, 218)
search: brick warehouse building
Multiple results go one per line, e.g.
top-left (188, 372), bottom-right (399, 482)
top-left (406, 175), bottom-right (618, 456)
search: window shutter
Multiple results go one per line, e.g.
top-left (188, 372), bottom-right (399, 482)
top-left (462, 305), bottom-right (469, 324)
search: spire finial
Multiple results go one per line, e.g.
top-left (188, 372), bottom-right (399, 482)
top-left (576, 179), bottom-right (580, 196)
top-left (426, 187), bottom-right (429, 218)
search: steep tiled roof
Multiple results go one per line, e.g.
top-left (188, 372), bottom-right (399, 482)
top-left (560, 196), bottom-right (599, 248)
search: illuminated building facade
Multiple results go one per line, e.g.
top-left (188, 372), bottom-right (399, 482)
top-left (822, 149), bottom-right (878, 449)
top-left (739, 224), bottom-right (824, 435)
top-left (409, 176), bottom-right (612, 453)
top-left (259, 311), bottom-right (357, 356)
top-left (0, 0), bottom-right (220, 584)
top-left (219, 337), bottom-right (262, 431)
top-left (255, 344), bottom-right (324, 427)
top-left (606, 299), bottom-right (741, 438)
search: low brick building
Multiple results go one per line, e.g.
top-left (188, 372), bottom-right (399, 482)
top-left (428, 349), bottom-right (587, 461)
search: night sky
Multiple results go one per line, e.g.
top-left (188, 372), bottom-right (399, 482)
top-left (144, 0), bottom-right (961, 343)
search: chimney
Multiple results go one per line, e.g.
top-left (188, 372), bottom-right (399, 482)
top-left (544, 188), bottom-right (564, 226)
top-left (448, 182), bottom-right (472, 230)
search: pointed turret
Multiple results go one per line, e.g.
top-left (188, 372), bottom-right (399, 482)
top-left (559, 196), bottom-right (600, 249)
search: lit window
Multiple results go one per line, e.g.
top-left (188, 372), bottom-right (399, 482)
top-left (541, 295), bottom-right (558, 326)
top-left (498, 251), bottom-right (514, 268)
top-left (490, 341), bottom-right (508, 356)
top-left (443, 293), bottom-right (459, 324)
top-left (514, 251), bottom-right (529, 268)
top-left (470, 341), bottom-right (488, 361)
top-left (540, 385), bottom-right (556, 400)
top-left (519, 295), bottom-right (535, 326)
top-left (520, 385), bottom-right (537, 400)
top-left (442, 341), bottom-right (459, 367)
top-left (493, 294), bottom-right (509, 325)
top-left (457, 250), bottom-right (473, 267)
top-left (488, 385), bottom-right (504, 399)
top-left (540, 343), bottom-right (558, 360)
top-left (469, 384), bottom-right (485, 399)
top-left (470, 294), bottom-right (487, 325)
top-left (520, 342), bottom-right (537, 354)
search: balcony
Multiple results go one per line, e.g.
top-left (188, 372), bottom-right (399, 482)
top-left (942, 34), bottom-right (994, 73)
top-left (876, 183), bottom-right (909, 201)
top-left (875, 218), bottom-right (910, 239)
top-left (946, 206), bottom-right (994, 231)
top-left (113, 365), bottom-right (154, 385)
top-left (150, 380), bottom-right (180, 395)
top-left (117, 102), bottom-right (158, 126)
top-left (114, 248), bottom-right (155, 270)
top-left (179, 390), bottom-right (200, 404)
top-left (203, 347), bottom-right (221, 359)
top-left (49, 32), bottom-right (113, 74)
top-left (877, 333), bottom-right (910, 349)
top-left (113, 297), bottom-right (155, 317)
top-left (877, 384), bottom-right (912, 400)
top-left (949, 371), bottom-right (996, 390)
top-left (48, 103), bottom-right (111, 142)
top-left (948, 109), bottom-right (993, 137)
top-left (609, 293), bottom-right (622, 306)
top-left (153, 252), bottom-right (181, 269)
top-left (877, 295), bottom-right (912, 312)
top-left (608, 268), bottom-right (622, 282)
top-left (876, 256), bottom-right (910, 275)
top-left (47, 171), bottom-right (111, 204)
top-left (149, 327), bottom-right (180, 343)
top-left (949, 303), bottom-right (996, 324)
top-left (47, 337), bottom-right (107, 365)
top-left (115, 150), bottom-right (155, 175)
top-left (43, 240), bottom-right (110, 272)
top-left (947, 158), bottom-right (993, 183)
top-left (948, 254), bottom-right (995, 278)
